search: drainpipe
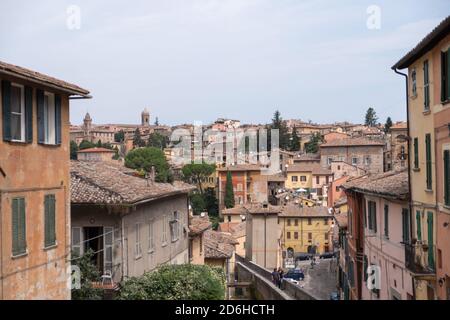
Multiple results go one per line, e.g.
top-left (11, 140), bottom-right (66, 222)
top-left (392, 67), bottom-right (415, 299)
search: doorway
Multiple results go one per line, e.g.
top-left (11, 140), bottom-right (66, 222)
top-left (84, 227), bottom-right (104, 273)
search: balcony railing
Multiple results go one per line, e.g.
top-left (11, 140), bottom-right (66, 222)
top-left (404, 243), bottom-right (435, 275)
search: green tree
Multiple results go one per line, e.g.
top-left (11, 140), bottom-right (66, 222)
top-left (365, 107), bottom-right (379, 127)
top-left (96, 140), bottom-right (102, 147)
top-left (147, 132), bottom-right (168, 150)
top-left (70, 140), bottom-right (79, 160)
top-left (384, 117), bottom-right (393, 133)
top-left (133, 128), bottom-right (145, 148)
top-left (204, 187), bottom-right (219, 217)
top-left (71, 249), bottom-right (103, 300)
top-left (125, 147), bottom-right (172, 182)
top-left (224, 171), bottom-right (235, 209)
top-left (78, 140), bottom-right (96, 150)
top-left (290, 126), bottom-right (301, 151)
top-left (118, 264), bottom-right (225, 300)
top-left (182, 163), bottom-right (216, 194)
top-left (304, 132), bottom-right (323, 154)
top-left (190, 193), bottom-right (206, 215)
top-left (270, 110), bottom-right (290, 150)
top-left (114, 130), bottom-right (125, 143)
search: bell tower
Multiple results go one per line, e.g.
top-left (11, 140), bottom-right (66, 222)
top-left (141, 108), bottom-right (150, 126)
top-left (83, 112), bottom-right (92, 135)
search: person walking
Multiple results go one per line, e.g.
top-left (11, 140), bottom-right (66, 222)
top-left (271, 268), bottom-right (279, 286)
top-left (277, 268), bottom-right (284, 289)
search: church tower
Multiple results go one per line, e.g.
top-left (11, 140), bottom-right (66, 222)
top-left (83, 112), bottom-right (92, 135)
top-left (141, 108), bottom-right (150, 126)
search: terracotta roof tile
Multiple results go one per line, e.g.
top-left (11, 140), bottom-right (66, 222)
top-left (189, 215), bottom-right (212, 235)
top-left (77, 147), bottom-right (116, 153)
top-left (0, 60), bottom-right (90, 97)
top-left (204, 230), bottom-right (238, 259)
top-left (278, 205), bottom-right (332, 218)
top-left (320, 137), bottom-right (384, 148)
top-left (70, 161), bottom-right (195, 205)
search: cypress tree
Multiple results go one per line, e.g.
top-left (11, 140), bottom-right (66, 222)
top-left (224, 171), bottom-right (235, 208)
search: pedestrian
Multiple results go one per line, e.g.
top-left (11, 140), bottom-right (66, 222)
top-left (277, 268), bottom-right (284, 288)
top-left (271, 268), bottom-right (279, 286)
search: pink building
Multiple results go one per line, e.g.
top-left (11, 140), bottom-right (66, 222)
top-left (344, 170), bottom-right (414, 300)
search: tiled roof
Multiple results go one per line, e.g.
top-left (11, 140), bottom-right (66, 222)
top-left (70, 161), bottom-right (195, 205)
top-left (222, 205), bottom-right (247, 215)
top-left (231, 222), bottom-right (246, 239)
top-left (390, 122), bottom-right (407, 130)
top-left (278, 205), bottom-right (331, 218)
top-left (341, 170), bottom-right (408, 199)
top-left (292, 153), bottom-right (320, 161)
top-left (189, 215), bottom-right (212, 235)
top-left (218, 222), bottom-right (239, 233)
top-left (334, 213), bottom-right (348, 228)
top-left (0, 60), bottom-right (90, 97)
top-left (333, 196), bottom-right (348, 207)
top-left (286, 164), bottom-right (332, 175)
top-left (393, 16), bottom-right (450, 70)
top-left (204, 230), bottom-right (238, 259)
top-left (320, 137), bottom-right (384, 147)
top-left (77, 147), bottom-right (116, 153)
top-left (217, 164), bottom-right (263, 172)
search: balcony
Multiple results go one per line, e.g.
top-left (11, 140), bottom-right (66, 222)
top-left (404, 243), bottom-right (435, 276)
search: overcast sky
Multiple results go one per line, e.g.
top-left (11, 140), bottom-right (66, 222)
top-left (1, 1), bottom-right (448, 126)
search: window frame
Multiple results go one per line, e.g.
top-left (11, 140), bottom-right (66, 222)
top-left (135, 223), bottom-right (142, 259)
top-left (424, 60), bottom-right (430, 111)
top-left (43, 92), bottom-right (56, 145)
top-left (44, 194), bottom-right (57, 248)
top-left (10, 83), bottom-right (25, 142)
top-left (12, 197), bottom-right (27, 257)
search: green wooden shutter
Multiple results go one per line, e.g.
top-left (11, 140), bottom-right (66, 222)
top-left (414, 138), bottom-right (419, 169)
top-left (55, 95), bottom-right (62, 145)
top-left (12, 198), bottom-right (26, 255)
top-left (36, 89), bottom-right (45, 143)
top-left (427, 212), bottom-right (434, 269)
top-left (425, 134), bottom-right (432, 190)
top-left (442, 51), bottom-right (447, 102)
top-left (416, 210), bottom-right (422, 241)
top-left (424, 60), bottom-right (430, 109)
top-left (402, 209), bottom-right (410, 243)
top-left (444, 150), bottom-right (450, 206)
top-left (25, 86), bottom-right (33, 143)
top-left (2, 80), bottom-right (12, 141)
top-left (44, 195), bottom-right (56, 247)
top-left (447, 50), bottom-right (450, 101)
top-left (384, 204), bottom-right (389, 237)
top-left (363, 255), bottom-right (368, 282)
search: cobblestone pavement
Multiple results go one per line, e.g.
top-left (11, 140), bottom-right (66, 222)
top-left (294, 258), bottom-right (338, 300)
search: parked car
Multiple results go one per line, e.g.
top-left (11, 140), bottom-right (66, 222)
top-left (283, 269), bottom-right (305, 281)
top-left (295, 253), bottom-right (313, 261)
top-left (320, 252), bottom-right (336, 259)
top-left (330, 291), bottom-right (340, 300)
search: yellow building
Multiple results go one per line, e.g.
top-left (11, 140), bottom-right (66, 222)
top-left (392, 16), bottom-right (450, 300)
top-left (285, 164), bottom-right (314, 190)
top-left (188, 214), bottom-right (212, 265)
top-left (279, 205), bottom-right (333, 255)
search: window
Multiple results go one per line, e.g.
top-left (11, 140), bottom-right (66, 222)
top-left (236, 183), bottom-right (243, 191)
top-left (291, 176), bottom-right (298, 182)
top-left (425, 134), bottom-right (432, 190)
top-left (308, 232), bottom-right (312, 241)
top-left (324, 218), bottom-right (328, 225)
top-left (287, 219), bottom-right (291, 226)
top-left (327, 157), bottom-right (333, 166)
top-left (12, 197), bottom-right (26, 256)
top-left (294, 232), bottom-right (298, 240)
top-left (104, 226), bottom-right (113, 273)
top-left (300, 176), bottom-right (307, 182)
top-left (287, 232), bottom-right (291, 239)
top-left (170, 211), bottom-right (180, 242)
top-left (326, 176), bottom-right (329, 184)
top-left (365, 156), bottom-right (371, 165)
top-left (135, 223), bottom-right (142, 258)
top-left (227, 215), bottom-right (231, 222)
top-left (316, 176), bottom-right (320, 184)
top-left (162, 215), bottom-right (168, 245)
top-left (71, 227), bottom-right (83, 256)
top-left (294, 219), bottom-right (298, 226)
top-left (438, 249), bottom-right (443, 269)
top-left (424, 60), bottom-right (430, 110)
top-left (416, 210), bottom-right (422, 241)
top-left (352, 157), bottom-right (358, 165)
top-left (367, 201), bottom-right (377, 233)
top-left (43, 93), bottom-right (56, 144)
top-left (44, 194), bottom-right (56, 247)
top-left (37, 90), bottom-right (61, 145)
top-left (444, 150), bottom-right (450, 206)
top-left (441, 50), bottom-right (450, 102)
top-left (411, 69), bottom-right (417, 97)
top-left (402, 209), bottom-right (410, 243)
top-left (337, 165), bottom-right (341, 170)
top-left (10, 84), bottom-right (25, 141)
top-left (307, 218), bottom-right (312, 225)
top-left (148, 220), bottom-right (154, 253)
top-left (384, 204), bottom-right (389, 238)
top-left (414, 137), bottom-right (419, 169)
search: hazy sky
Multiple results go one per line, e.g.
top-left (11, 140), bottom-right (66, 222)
top-left (1, 1), bottom-right (448, 126)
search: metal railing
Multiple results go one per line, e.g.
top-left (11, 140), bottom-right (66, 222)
top-left (404, 243), bottom-right (435, 274)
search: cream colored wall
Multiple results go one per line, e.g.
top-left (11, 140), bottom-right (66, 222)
top-left (285, 172), bottom-right (312, 189)
top-left (190, 235), bottom-right (205, 265)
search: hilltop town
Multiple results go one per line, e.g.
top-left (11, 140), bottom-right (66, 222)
top-left (0, 14), bottom-right (449, 302)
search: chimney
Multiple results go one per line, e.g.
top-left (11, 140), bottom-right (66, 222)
top-left (150, 166), bottom-right (156, 182)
